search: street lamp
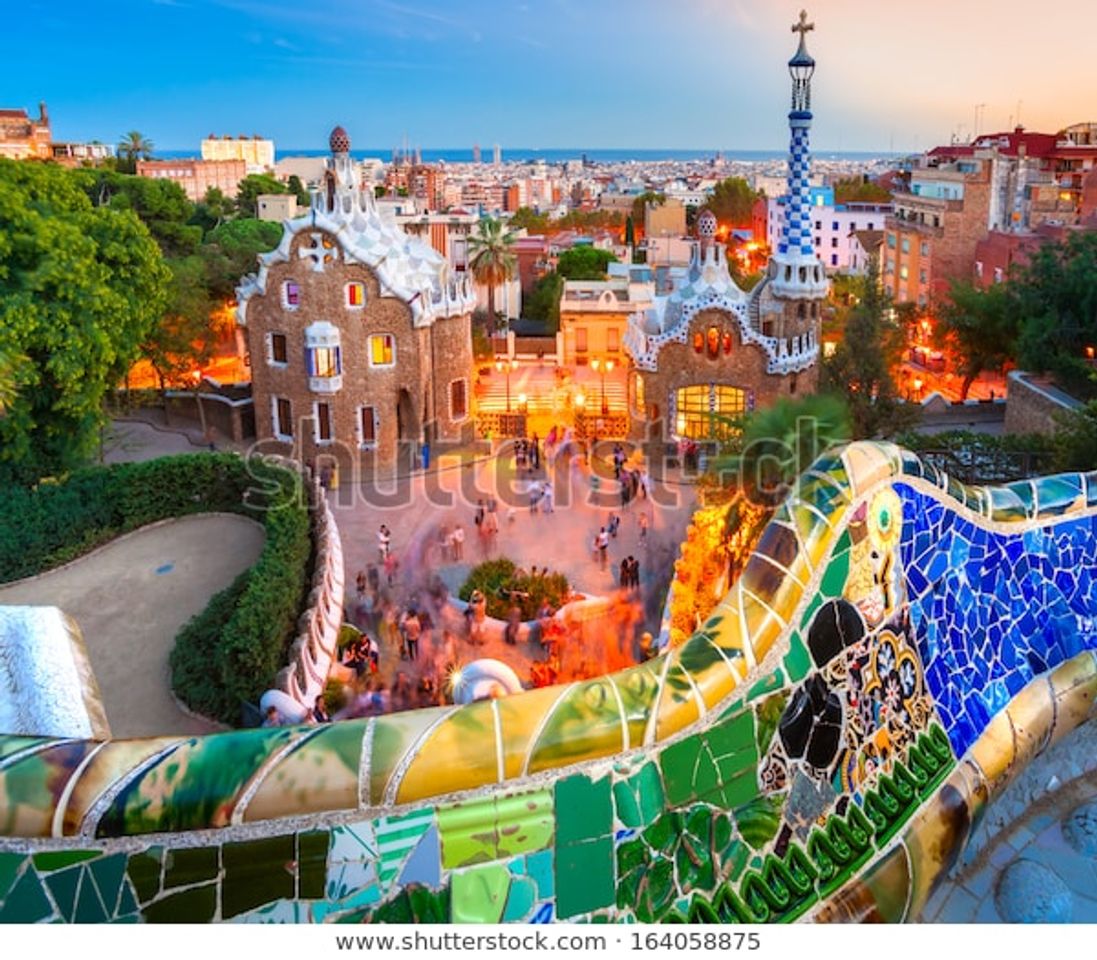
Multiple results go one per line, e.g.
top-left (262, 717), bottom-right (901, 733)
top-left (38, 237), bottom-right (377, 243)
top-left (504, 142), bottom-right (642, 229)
top-left (494, 357), bottom-right (518, 412)
top-left (591, 357), bottom-right (615, 415)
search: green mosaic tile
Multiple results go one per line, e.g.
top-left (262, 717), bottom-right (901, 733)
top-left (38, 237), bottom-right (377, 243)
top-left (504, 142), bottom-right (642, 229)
top-left (0, 866), bottom-right (53, 923)
top-left (746, 669), bottom-right (785, 702)
top-left (659, 735), bottom-right (703, 807)
top-left (0, 852), bottom-right (27, 901)
top-left (437, 799), bottom-right (496, 869)
top-left (126, 847), bottom-right (163, 904)
top-left (613, 762), bottom-right (665, 829)
top-left (555, 775), bottom-right (612, 844)
top-left (298, 830), bottom-right (330, 899)
top-left (164, 847), bottom-right (218, 890)
top-left (88, 854), bottom-right (129, 915)
top-left (32, 850), bottom-right (101, 873)
top-left (0, 736), bottom-right (50, 766)
top-left (819, 550), bottom-right (850, 598)
top-left (451, 863), bottom-right (510, 923)
top-left (376, 809), bottom-right (433, 885)
top-left (221, 835), bottom-right (294, 919)
top-left (734, 795), bottom-right (782, 850)
top-left (496, 789), bottom-right (554, 859)
top-left (44, 866), bottom-right (81, 921)
top-left (798, 593), bottom-right (824, 633)
top-left (75, 867), bottom-right (110, 923)
top-left (502, 875), bottom-right (537, 921)
top-left (115, 882), bottom-right (140, 920)
top-left (635, 855), bottom-right (675, 922)
top-left (754, 692), bottom-right (789, 756)
top-left (406, 884), bottom-right (450, 923)
top-left (555, 838), bottom-right (614, 919)
top-left (783, 632), bottom-right (812, 682)
top-left (142, 883), bottom-right (217, 923)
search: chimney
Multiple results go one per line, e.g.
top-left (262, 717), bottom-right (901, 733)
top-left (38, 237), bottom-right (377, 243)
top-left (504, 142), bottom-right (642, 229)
top-left (38, 101), bottom-right (48, 124)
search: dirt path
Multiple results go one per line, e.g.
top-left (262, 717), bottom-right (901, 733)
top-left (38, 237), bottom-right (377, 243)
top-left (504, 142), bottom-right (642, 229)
top-left (0, 514), bottom-right (264, 739)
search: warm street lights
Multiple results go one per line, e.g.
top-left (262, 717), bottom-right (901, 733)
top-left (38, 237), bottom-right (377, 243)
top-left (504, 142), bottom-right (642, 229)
top-left (590, 357), bottom-right (615, 415)
top-left (495, 357), bottom-right (518, 412)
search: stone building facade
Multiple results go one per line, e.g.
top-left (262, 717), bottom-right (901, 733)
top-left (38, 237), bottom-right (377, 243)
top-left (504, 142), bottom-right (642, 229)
top-left (237, 127), bottom-right (476, 474)
top-left (0, 102), bottom-right (50, 159)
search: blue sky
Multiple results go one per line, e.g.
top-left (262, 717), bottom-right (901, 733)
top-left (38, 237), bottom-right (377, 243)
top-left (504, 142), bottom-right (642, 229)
top-left (6, 0), bottom-right (1095, 153)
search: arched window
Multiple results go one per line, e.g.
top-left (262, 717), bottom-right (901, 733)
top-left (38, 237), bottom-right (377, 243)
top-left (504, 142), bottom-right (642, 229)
top-left (723, 331), bottom-right (733, 355)
top-left (811, 302), bottom-right (818, 318)
top-left (325, 172), bottom-right (336, 212)
top-left (693, 332), bottom-right (704, 353)
top-left (706, 325), bottom-right (720, 358)
top-left (797, 303), bottom-right (806, 320)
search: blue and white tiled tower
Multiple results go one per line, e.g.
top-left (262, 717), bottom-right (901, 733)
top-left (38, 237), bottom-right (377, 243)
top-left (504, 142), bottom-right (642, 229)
top-left (769, 10), bottom-right (828, 301)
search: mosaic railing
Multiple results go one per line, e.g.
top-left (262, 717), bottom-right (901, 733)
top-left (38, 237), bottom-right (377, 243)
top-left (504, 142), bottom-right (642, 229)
top-left (1, 441), bottom-right (1096, 923)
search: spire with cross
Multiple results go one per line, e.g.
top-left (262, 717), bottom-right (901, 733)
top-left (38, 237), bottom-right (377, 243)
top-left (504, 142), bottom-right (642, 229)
top-left (792, 9), bottom-right (814, 38)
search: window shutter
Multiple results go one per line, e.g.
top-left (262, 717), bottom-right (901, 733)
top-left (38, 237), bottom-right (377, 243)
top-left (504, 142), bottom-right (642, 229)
top-left (264, 332), bottom-right (273, 365)
top-left (334, 346), bottom-right (342, 375)
top-left (306, 347), bottom-right (315, 377)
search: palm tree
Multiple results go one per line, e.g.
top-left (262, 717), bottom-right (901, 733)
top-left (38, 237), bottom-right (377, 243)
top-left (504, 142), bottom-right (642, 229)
top-left (117, 131), bottom-right (154, 173)
top-left (467, 217), bottom-right (516, 334)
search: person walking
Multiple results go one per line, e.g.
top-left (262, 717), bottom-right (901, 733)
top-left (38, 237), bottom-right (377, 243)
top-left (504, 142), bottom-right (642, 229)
top-left (541, 480), bottom-right (554, 514)
top-left (403, 609), bottom-right (422, 661)
top-left (452, 523), bottom-right (465, 561)
top-left (638, 511), bottom-right (649, 544)
top-left (377, 524), bottom-right (391, 562)
top-left (594, 527), bottom-right (610, 570)
top-left (629, 555), bottom-right (641, 591)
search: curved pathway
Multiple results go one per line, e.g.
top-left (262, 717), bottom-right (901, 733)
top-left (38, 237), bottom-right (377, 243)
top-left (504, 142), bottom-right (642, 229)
top-left (0, 514), bottom-right (264, 739)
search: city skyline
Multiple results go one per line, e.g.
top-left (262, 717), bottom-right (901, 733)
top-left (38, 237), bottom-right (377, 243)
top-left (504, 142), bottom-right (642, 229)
top-left (6, 0), bottom-right (1097, 153)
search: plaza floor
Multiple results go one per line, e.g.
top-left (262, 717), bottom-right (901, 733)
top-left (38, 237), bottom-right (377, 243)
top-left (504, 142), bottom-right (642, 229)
top-left (329, 444), bottom-right (699, 700)
top-left (0, 514), bottom-right (264, 739)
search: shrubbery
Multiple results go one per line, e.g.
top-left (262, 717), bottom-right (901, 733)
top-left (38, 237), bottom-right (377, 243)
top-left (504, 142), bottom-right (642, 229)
top-left (458, 557), bottom-right (570, 620)
top-left (0, 453), bottom-right (313, 725)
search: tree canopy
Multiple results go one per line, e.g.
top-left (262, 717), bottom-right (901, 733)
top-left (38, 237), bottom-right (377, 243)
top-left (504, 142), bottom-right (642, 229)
top-left (523, 272), bottom-right (564, 331)
top-left (936, 280), bottom-right (1018, 399)
top-left (1012, 232), bottom-right (1097, 399)
top-left (556, 245), bottom-right (617, 280)
top-left (707, 177), bottom-right (761, 227)
top-left (468, 217), bottom-right (517, 329)
top-left (833, 177), bottom-right (893, 205)
top-left (200, 218), bottom-right (283, 300)
top-left (0, 160), bottom-right (170, 484)
top-left (822, 262), bottom-right (917, 438)
top-left (235, 173), bottom-right (288, 218)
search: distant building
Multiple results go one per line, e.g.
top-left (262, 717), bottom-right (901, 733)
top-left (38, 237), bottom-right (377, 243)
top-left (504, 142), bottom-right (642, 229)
top-left (512, 235), bottom-right (550, 296)
top-left (973, 220), bottom-right (1097, 289)
top-left (237, 126), bottom-right (477, 473)
top-left (0, 102), bottom-right (50, 159)
top-left (136, 158), bottom-right (247, 202)
top-left (643, 198), bottom-right (687, 240)
top-left (49, 141), bottom-right (114, 167)
top-left (201, 135), bottom-right (274, 174)
top-left (257, 194), bottom-right (298, 221)
top-left (848, 230), bottom-right (884, 277)
top-left (559, 269), bottom-right (655, 366)
top-left (765, 188), bottom-right (891, 273)
top-left (393, 209), bottom-right (480, 273)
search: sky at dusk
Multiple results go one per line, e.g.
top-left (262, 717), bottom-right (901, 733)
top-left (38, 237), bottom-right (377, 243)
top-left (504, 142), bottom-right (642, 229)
top-left (7, 0), bottom-right (1096, 154)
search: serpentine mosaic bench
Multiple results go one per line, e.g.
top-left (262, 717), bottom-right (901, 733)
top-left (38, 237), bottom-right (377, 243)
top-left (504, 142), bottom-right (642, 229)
top-left (1, 441), bottom-right (1095, 923)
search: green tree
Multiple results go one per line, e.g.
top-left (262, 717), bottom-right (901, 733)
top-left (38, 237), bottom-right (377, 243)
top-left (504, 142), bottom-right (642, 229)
top-left (1051, 400), bottom-right (1097, 472)
top-left (468, 217), bottom-right (517, 332)
top-left (75, 168), bottom-right (200, 257)
top-left (235, 173), bottom-right (288, 218)
top-left (936, 280), bottom-right (1018, 399)
top-left (833, 177), bottom-right (893, 204)
top-left (1012, 232), bottom-right (1097, 399)
top-left (708, 177), bottom-right (761, 227)
top-left (116, 130), bottom-right (154, 173)
top-left (141, 256), bottom-right (216, 391)
top-left (556, 245), bottom-right (617, 280)
top-left (200, 218), bottom-right (283, 300)
top-left (0, 348), bottom-right (25, 415)
top-left (523, 272), bottom-right (564, 331)
top-left (190, 186), bottom-right (235, 235)
top-left (0, 160), bottom-right (170, 484)
top-left (509, 207), bottom-right (550, 233)
top-left (822, 261), bottom-right (916, 438)
top-left (624, 214), bottom-right (635, 247)
top-left (286, 174), bottom-right (310, 206)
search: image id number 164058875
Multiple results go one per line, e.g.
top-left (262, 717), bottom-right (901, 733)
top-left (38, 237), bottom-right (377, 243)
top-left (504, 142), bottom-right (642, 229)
top-left (630, 931), bottom-right (762, 951)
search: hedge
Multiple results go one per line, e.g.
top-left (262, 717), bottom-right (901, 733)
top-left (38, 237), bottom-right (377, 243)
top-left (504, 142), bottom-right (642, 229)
top-left (0, 453), bottom-right (313, 725)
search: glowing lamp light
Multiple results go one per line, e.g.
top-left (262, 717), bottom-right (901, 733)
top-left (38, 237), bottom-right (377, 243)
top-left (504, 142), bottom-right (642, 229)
top-left (605, 359), bottom-right (615, 373)
top-left (1087, 346), bottom-right (1095, 360)
top-left (575, 392), bottom-right (586, 408)
top-left (590, 358), bottom-right (601, 372)
top-left (517, 393), bottom-right (527, 407)
top-left (913, 378), bottom-right (924, 392)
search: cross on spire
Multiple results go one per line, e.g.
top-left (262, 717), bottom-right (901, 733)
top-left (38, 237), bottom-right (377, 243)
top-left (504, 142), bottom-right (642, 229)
top-left (792, 9), bottom-right (814, 38)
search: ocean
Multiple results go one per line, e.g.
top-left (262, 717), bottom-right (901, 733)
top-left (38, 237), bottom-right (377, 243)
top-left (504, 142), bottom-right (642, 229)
top-left (157, 147), bottom-right (897, 164)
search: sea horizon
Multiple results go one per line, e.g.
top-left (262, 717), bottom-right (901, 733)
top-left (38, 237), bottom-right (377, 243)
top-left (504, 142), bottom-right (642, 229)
top-left (156, 146), bottom-right (900, 164)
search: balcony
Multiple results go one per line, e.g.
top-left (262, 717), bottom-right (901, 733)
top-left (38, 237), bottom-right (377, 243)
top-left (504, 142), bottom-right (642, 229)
top-left (309, 375), bottom-right (343, 394)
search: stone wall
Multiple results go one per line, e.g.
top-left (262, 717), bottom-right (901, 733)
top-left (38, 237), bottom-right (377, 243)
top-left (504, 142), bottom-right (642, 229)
top-left (1004, 369), bottom-right (1081, 436)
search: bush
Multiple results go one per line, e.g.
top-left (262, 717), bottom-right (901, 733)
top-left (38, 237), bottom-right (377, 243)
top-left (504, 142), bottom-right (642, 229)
top-left (459, 557), bottom-right (570, 620)
top-left (0, 452), bottom-right (314, 725)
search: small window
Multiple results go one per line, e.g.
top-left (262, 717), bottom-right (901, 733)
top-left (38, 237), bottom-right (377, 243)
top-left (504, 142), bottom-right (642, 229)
top-left (900, 265), bottom-right (909, 280)
top-left (887, 234), bottom-right (896, 249)
top-left (575, 327), bottom-right (588, 353)
top-left (868, 222), bottom-right (875, 230)
top-left (607, 327), bottom-right (620, 353)
top-left (723, 331), bottom-right (733, 355)
top-left (358, 406), bottom-right (377, 447)
top-left (831, 221), bottom-right (839, 231)
top-left (369, 334), bottom-right (395, 367)
top-left (920, 241), bottom-right (929, 257)
top-left (450, 379), bottom-right (468, 420)
top-left (830, 237), bottom-right (838, 248)
top-left (274, 397), bottom-right (293, 439)
top-left (283, 280), bottom-right (301, 309)
top-left (706, 325), bottom-right (720, 358)
top-left (346, 282), bottom-right (365, 309)
top-left (270, 333), bottom-right (287, 365)
top-left (315, 402), bottom-right (333, 443)
top-left (815, 220), bottom-right (822, 230)
top-left (693, 331), bottom-right (704, 353)
top-left (831, 254), bottom-right (838, 266)
top-left (901, 237), bottom-right (910, 254)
